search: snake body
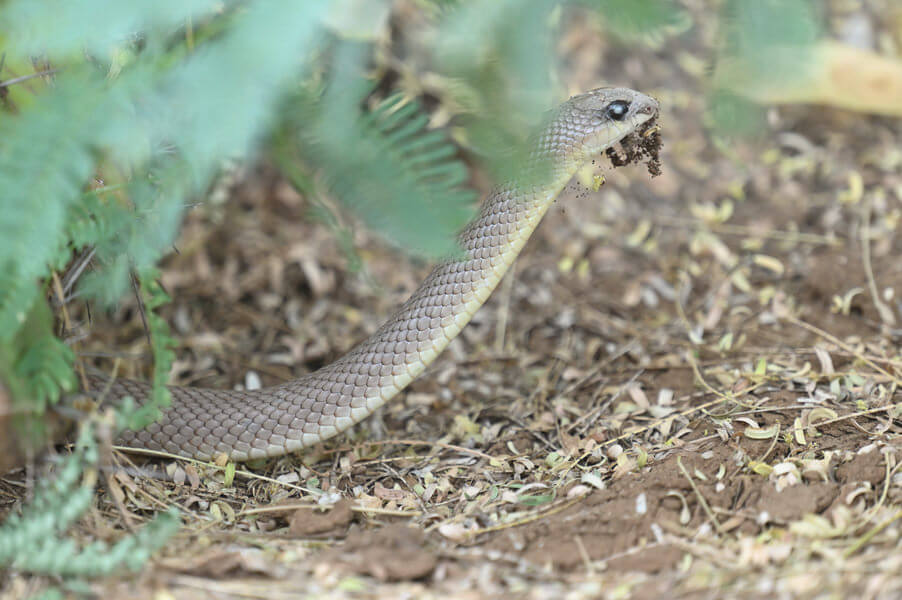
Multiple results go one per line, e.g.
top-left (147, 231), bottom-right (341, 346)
top-left (110, 87), bottom-right (659, 461)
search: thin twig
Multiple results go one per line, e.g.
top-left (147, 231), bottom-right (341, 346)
top-left (844, 509), bottom-right (902, 558)
top-left (468, 491), bottom-right (589, 537)
top-left (860, 197), bottom-right (896, 325)
top-left (51, 270), bottom-right (89, 392)
top-left (784, 315), bottom-right (902, 386)
top-left (110, 446), bottom-right (318, 495)
top-left (0, 68), bottom-right (58, 88)
top-left (677, 456), bottom-right (724, 535)
top-left (654, 215), bottom-right (842, 246)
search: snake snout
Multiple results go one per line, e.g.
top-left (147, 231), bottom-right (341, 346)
top-left (634, 95), bottom-right (659, 117)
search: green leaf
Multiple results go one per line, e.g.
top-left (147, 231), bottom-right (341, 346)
top-left (0, 76), bottom-right (113, 339)
top-left (710, 0), bottom-right (820, 135)
top-left (588, 0), bottom-right (691, 42)
top-left (290, 50), bottom-right (476, 257)
top-left (433, 0), bottom-right (557, 181)
top-left (2, 0), bottom-right (224, 58)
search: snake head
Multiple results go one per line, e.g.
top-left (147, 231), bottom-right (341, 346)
top-left (541, 87), bottom-right (659, 167)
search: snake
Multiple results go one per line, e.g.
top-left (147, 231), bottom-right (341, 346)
top-left (105, 87), bottom-right (660, 461)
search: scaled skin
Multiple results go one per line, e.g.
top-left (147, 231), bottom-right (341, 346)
top-left (107, 88), bottom-right (660, 461)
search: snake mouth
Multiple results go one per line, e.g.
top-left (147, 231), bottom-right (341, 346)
top-left (605, 116), bottom-right (663, 177)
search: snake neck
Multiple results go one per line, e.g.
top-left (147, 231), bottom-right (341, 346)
top-left (109, 86), bottom-right (659, 461)
top-left (110, 156), bottom-right (582, 461)
top-left (112, 153), bottom-right (584, 462)
top-left (325, 157), bottom-right (581, 393)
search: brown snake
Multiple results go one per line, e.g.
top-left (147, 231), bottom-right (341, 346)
top-left (105, 87), bottom-right (659, 461)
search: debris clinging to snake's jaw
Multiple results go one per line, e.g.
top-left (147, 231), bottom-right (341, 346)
top-left (605, 118), bottom-right (663, 177)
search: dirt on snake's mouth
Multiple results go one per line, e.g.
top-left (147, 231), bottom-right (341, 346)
top-left (606, 117), bottom-right (663, 177)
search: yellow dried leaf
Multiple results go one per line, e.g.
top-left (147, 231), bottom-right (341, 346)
top-left (748, 460), bottom-right (774, 476)
top-left (626, 219), bottom-right (652, 248)
top-left (789, 514), bottom-right (843, 539)
top-left (744, 424), bottom-right (780, 439)
top-left (793, 417), bottom-right (805, 445)
top-left (839, 171), bottom-right (864, 204)
top-left (224, 462), bottom-right (236, 487)
top-left (753, 254), bottom-right (785, 275)
top-left (592, 174), bottom-right (606, 191)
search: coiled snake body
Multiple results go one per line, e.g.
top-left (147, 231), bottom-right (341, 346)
top-left (109, 87), bottom-right (659, 461)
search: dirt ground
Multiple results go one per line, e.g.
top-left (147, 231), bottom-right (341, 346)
top-left (3, 1), bottom-right (902, 598)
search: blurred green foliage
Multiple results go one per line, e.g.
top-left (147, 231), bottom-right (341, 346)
top-left (587, 0), bottom-right (690, 42)
top-left (0, 420), bottom-right (180, 580)
top-left (720, 0), bottom-right (819, 83)
top-left (710, 0), bottom-right (820, 134)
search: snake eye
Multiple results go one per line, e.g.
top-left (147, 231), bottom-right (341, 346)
top-left (606, 100), bottom-right (630, 121)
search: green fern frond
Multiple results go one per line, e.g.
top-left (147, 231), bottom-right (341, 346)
top-left (123, 269), bottom-right (176, 430)
top-left (431, 0), bottom-right (555, 182)
top-left (1, 0), bottom-right (224, 58)
top-left (64, 190), bottom-right (131, 253)
top-left (0, 425), bottom-right (179, 578)
top-left (292, 83), bottom-right (476, 258)
top-left (586, 0), bottom-right (691, 42)
top-left (1, 0), bottom-right (330, 315)
top-left (12, 508), bottom-right (179, 577)
top-left (0, 77), bottom-right (112, 340)
top-left (9, 289), bottom-right (76, 412)
top-left (709, 0), bottom-right (818, 135)
top-left (719, 0), bottom-right (819, 84)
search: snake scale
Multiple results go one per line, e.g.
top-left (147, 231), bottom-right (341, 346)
top-left (106, 87), bottom-right (660, 461)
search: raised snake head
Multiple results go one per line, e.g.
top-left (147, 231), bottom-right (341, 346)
top-left (534, 87), bottom-right (660, 172)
